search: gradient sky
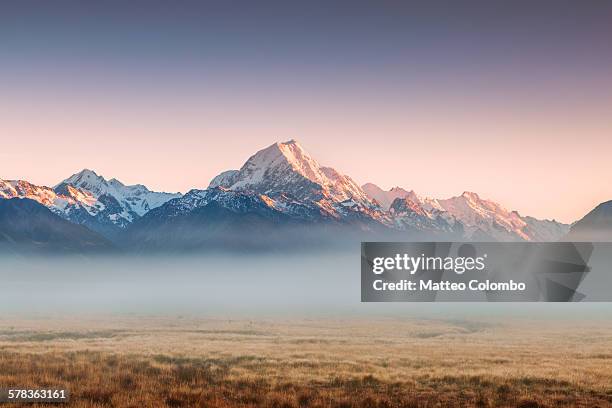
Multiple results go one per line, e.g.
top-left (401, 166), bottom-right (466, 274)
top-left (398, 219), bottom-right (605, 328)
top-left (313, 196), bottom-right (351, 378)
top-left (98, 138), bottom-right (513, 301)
top-left (1, 1), bottom-right (611, 223)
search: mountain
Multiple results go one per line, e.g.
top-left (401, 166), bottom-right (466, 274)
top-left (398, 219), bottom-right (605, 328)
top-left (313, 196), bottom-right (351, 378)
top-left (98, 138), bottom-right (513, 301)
top-left (522, 216), bottom-right (572, 242)
top-left (0, 198), bottom-right (112, 253)
top-left (0, 178), bottom-right (109, 234)
top-left (56, 169), bottom-right (181, 224)
top-left (125, 188), bottom-right (292, 251)
top-left (209, 140), bottom-right (384, 222)
top-left (124, 187), bottom-right (383, 251)
top-left (389, 195), bottom-right (463, 236)
top-left (362, 183), bottom-right (413, 210)
top-left (1, 171), bottom-right (180, 239)
top-left (566, 200), bottom-right (612, 241)
top-left (126, 140), bottom-right (482, 252)
top-left (1, 141), bottom-right (581, 251)
top-left (363, 184), bottom-right (569, 241)
top-left (1, 178), bottom-right (89, 214)
top-left (435, 191), bottom-right (569, 241)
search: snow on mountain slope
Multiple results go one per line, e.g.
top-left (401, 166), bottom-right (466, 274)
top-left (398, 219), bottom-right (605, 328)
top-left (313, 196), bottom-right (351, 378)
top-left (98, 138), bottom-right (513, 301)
top-left (438, 193), bottom-right (569, 240)
top-left (207, 141), bottom-right (569, 240)
top-left (363, 184), bottom-right (568, 241)
top-left (209, 170), bottom-right (239, 189)
top-left (523, 216), bottom-right (570, 241)
top-left (3, 145), bottom-right (572, 244)
top-left (390, 196), bottom-right (460, 234)
top-left (319, 166), bottom-right (371, 206)
top-left (56, 169), bottom-right (181, 222)
top-left (1, 171), bottom-right (180, 237)
top-left (436, 192), bottom-right (532, 241)
top-left (147, 187), bottom-right (327, 223)
top-left (146, 188), bottom-right (280, 218)
top-left (1, 178), bottom-right (98, 215)
top-left (208, 140), bottom-right (382, 220)
top-left (2, 179), bottom-right (59, 207)
top-left (0, 177), bottom-right (124, 238)
top-left (362, 183), bottom-right (413, 210)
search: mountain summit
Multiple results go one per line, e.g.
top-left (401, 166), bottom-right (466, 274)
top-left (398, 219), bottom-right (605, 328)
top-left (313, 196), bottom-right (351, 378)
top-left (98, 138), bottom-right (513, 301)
top-left (1, 171), bottom-right (180, 239)
top-left (209, 140), bottom-right (376, 217)
top-left (56, 169), bottom-right (180, 219)
top-left (1, 141), bottom-right (582, 251)
top-left (362, 183), bottom-right (413, 210)
top-left (363, 184), bottom-right (569, 241)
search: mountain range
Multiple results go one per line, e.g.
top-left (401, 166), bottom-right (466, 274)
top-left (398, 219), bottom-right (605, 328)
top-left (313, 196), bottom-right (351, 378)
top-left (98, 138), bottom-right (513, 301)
top-left (363, 184), bottom-right (569, 241)
top-left (1, 140), bottom-right (608, 253)
top-left (1, 171), bottom-right (179, 240)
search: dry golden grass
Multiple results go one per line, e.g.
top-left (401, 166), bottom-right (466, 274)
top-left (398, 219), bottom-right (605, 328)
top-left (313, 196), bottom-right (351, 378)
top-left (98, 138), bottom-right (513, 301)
top-left (0, 316), bottom-right (611, 407)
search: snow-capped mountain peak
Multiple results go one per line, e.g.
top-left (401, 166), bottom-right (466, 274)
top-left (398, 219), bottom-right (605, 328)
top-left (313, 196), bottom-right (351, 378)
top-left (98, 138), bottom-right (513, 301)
top-left (59, 169), bottom-right (106, 192)
top-left (108, 178), bottom-right (125, 188)
top-left (362, 183), bottom-right (412, 210)
top-left (229, 140), bottom-right (328, 190)
top-left (2, 179), bottom-right (67, 209)
top-left (362, 184), bottom-right (568, 241)
top-left (57, 169), bottom-right (181, 218)
top-left (64, 168), bottom-right (101, 181)
top-left (460, 191), bottom-right (481, 200)
top-left (389, 195), bottom-right (460, 234)
top-left (434, 192), bottom-right (530, 240)
top-left (209, 170), bottom-right (239, 189)
top-left (2, 143), bottom-right (574, 245)
top-left (57, 169), bottom-right (113, 198)
top-left (362, 183), bottom-right (443, 213)
top-left (208, 141), bottom-right (376, 215)
top-left (2, 171), bottom-right (181, 237)
top-left (1, 178), bottom-right (99, 217)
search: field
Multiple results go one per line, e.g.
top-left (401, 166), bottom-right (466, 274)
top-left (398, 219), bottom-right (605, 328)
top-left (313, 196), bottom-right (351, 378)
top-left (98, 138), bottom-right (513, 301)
top-left (0, 316), bottom-right (611, 407)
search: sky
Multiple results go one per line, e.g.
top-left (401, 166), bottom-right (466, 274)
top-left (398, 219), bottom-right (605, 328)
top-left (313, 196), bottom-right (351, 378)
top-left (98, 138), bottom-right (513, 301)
top-left (1, 1), bottom-right (611, 223)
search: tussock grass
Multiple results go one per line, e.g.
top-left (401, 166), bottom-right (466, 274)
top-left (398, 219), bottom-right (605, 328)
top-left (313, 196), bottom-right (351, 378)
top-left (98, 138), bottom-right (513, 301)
top-left (0, 317), bottom-right (610, 407)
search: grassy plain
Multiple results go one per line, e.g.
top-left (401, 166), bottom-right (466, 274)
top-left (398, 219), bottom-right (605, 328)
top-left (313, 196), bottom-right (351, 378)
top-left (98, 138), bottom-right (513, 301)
top-left (0, 316), bottom-right (611, 407)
